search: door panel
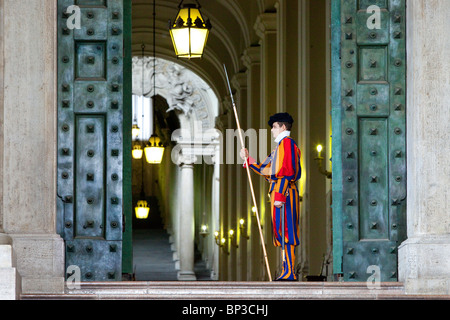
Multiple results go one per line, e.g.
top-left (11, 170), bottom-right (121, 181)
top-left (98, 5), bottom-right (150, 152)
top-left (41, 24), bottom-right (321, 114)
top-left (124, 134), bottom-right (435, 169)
top-left (358, 118), bottom-right (388, 240)
top-left (57, 0), bottom-right (124, 281)
top-left (339, 0), bottom-right (406, 282)
top-left (75, 115), bottom-right (106, 239)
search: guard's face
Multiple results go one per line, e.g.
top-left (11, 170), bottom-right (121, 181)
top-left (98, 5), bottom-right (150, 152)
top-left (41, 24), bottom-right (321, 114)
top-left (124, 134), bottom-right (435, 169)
top-left (271, 122), bottom-right (286, 139)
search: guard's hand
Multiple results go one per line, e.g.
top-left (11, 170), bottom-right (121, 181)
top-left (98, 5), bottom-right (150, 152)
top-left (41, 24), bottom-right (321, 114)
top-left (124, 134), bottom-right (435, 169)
top-left (240, 148), bottom-right (249, 160)
top-left (274, 201), bottom-right (284, 208)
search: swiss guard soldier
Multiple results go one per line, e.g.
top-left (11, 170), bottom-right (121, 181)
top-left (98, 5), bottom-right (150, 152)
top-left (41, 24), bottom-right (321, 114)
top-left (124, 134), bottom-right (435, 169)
top-left (240, 112), bottom-right (301, 281)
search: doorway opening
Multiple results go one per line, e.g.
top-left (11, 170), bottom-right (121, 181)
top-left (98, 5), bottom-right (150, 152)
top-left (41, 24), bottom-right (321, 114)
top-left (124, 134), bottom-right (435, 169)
top-left (130, 93), bottom-right (179, 281)
top-left (126, 54), bottom-right (219, 281)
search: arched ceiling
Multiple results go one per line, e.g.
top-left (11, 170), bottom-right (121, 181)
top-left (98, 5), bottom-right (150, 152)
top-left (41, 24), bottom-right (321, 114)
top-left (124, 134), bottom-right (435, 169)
top-left (132, 0), bottom-right (275, 105)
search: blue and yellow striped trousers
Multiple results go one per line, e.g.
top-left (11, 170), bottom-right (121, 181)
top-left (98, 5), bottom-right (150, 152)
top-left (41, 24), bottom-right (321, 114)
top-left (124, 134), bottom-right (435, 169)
top-left (270, 183), bottom-right (300, 280)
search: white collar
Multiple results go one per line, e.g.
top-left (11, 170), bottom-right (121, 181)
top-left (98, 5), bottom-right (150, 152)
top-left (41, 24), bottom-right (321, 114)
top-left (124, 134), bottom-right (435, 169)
top-left (275, 130), bottom-right (291, 144)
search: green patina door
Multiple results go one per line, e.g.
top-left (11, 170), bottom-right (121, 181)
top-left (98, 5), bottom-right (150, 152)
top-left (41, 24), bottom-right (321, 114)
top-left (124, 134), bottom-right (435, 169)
top-left (332, 0), bottom-right (406, 282)
top-left (57, 0), bottom-right (132, 281)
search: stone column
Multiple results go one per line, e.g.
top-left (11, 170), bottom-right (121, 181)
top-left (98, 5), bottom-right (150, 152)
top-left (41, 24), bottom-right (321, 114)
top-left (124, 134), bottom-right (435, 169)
top-left (242, 45), bottom-right (261, 280)
top-left (177, 155), bottom-right (197, 280)
top-left (275, 0), bottom-right (286, 113)
top-left (225, 100), bottom-right (236, 280)
top-left (172, 165), bottom-right (180, 270)
top-left (232, 72), bottom-right (248, 281)
top-left (211, 143), bottom-right (221, 280)
top-left (254, 12), bottom-right (278, 279)
top-left (0, 0), bottom-right (64, 294)
top-left (398, 0), bottom-right (450, 295)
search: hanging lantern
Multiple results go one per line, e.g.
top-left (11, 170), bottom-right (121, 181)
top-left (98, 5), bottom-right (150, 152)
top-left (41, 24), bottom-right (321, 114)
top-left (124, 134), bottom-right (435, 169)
top-left (144, 134), bottom-right (165, 164)
top-left (169, 0), bottom-right (212, 59)
top-left (132, 143), bottom-right (144, 160)
top-left (135, 149), bottom-right (149, 219)
top-left (135, 200), bottom-right (150, 219)
top-left (132, 124), bottom-right (140, 138)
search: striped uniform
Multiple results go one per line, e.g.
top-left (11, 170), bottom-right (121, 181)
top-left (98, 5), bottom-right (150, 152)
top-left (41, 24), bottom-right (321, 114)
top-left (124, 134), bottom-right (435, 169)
top-left (244, 136), bottom-right (301, 280)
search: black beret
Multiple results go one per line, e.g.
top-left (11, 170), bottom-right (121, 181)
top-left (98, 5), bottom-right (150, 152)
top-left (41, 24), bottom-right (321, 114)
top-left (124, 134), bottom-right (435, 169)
top-left (268, 112), bottom-right (294, 127)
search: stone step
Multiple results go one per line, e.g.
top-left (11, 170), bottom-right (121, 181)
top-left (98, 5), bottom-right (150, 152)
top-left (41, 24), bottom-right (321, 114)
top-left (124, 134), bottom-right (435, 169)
top-left (20, 281), bottom-right (420, 300)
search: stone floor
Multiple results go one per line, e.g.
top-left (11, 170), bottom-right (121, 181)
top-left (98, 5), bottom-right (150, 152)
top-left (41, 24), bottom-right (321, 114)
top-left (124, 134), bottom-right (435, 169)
top-left (19, 229), bottom-right (450, 300)
top-left (132, 228), bottom-right (211, 281)
top-left (24, 281), bottom-right (450, 300)
top-left (21, 236), bottom-right (450, 299)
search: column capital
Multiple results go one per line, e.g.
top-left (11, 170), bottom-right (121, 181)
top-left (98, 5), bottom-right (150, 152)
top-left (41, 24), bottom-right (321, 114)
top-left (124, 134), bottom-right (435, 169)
top-left (171, 145), bottom-right (198, 167)
top-left (254, 13), bottom-right (277, 39)
top-left (232, 72), bottom-right (247, 90)
top-left (178, 154), bottom-right (197, 167)
top-left (242, 45), bottom-right (261, 68)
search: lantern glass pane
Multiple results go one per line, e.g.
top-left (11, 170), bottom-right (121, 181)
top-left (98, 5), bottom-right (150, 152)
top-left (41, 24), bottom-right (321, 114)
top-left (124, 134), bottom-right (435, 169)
top-left (170, 28), bottom-right (190, 56)
top-left (190, 28), bottom-right (209, 55)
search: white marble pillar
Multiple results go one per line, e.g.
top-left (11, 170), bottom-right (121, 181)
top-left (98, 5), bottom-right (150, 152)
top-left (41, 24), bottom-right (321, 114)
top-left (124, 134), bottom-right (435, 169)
top-left (172, 165), bottom-right (180, 270)
top-left (177, 155), bottom-right (197, 281)
top-left (398, 0), bottom-right (450, 295)
top-left (210, 145), bottom-right (221, 280)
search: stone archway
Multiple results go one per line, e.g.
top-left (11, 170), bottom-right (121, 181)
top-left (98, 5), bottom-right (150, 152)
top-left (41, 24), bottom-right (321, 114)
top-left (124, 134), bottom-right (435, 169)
top-left (132, 56), bottom-right (218, 131)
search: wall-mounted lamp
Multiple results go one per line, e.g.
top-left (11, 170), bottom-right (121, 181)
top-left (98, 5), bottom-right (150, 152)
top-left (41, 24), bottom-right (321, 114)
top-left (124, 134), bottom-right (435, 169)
top-left (239, 219), bottom-right (249, 239)
top-left (251, 206), bottom-right (257, 216)
top-left (220, 237), bottom-right (228, 254)
top-left (316, 144), bottom-right (323, 158)
top-left (200, 224), bottom-right (209, 238)
top-left (214, 230), bottom-right (219, 243)
top-left (314, 144), bottom-right (332, 179)
top-left (228, 229), bottom-right (238, 248)
top-left (214, 231), bottom-right (228, 254)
